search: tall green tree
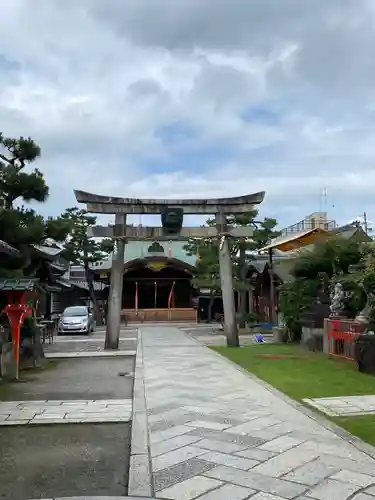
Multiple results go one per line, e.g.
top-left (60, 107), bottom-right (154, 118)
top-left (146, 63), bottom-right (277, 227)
top-left (0, 132), bottom-right (70, 277)
top-left (61, 207), bottom-right (113, 324)
top-left (279, 236), bottom-right (369, 340)
top-left (184, 210), bottom-right (279, 323)
top-left (184, 238), bottom-right (221, 321)
top-left (227, 211), bottom-right (280, 326)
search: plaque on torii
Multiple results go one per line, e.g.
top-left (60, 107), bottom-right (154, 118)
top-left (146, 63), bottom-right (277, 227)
top-left (74, 190), bottom-right (265, 348)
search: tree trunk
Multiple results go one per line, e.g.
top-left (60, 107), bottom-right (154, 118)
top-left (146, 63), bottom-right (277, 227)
top-left (85, 265), bottom-right (102, 326)
top-left (208, 292), bottom-right (215, 323)
top-left (238, 247), bottom-right (247, 328)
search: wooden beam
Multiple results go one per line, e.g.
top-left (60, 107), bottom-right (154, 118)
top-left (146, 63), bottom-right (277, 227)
top-left (88, 225), bottom-right (253, 239)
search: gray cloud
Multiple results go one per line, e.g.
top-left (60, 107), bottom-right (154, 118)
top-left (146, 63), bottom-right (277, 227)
top-left (0, 0), bottom-right (375, 229)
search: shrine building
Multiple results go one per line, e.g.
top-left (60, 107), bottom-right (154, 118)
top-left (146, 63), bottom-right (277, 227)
top-left (92, 240), bottom-right (198, 323)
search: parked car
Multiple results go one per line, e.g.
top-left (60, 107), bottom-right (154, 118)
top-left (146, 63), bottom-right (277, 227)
top-left (58, 306), bottom-right (95, 335)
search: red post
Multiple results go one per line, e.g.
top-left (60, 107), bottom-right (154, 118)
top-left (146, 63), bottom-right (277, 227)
top-left (2, 291), bottom-right (32, 380)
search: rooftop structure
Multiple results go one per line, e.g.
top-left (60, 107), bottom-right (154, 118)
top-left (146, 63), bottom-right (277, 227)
top-left (280, 212), bottom-right (336, 238)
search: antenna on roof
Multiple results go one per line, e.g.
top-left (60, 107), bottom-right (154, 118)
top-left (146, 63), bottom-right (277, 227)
top-left (319, 187), bottom-right (327, 213)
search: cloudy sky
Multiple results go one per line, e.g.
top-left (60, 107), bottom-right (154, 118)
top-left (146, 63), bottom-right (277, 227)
top-left (1, 0), bottom-right (375, 229)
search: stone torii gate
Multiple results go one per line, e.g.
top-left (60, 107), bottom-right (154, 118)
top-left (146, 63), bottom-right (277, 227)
top-left (74, 190), bottom-right (265, 348)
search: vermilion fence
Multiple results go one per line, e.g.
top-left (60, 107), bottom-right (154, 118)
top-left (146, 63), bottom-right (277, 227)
top-left (327, 319), bottom-right (366, 360)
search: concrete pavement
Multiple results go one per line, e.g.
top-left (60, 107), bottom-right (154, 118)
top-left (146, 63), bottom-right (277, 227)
top-left (135, 326), bottom-right (375, 500)
top-left (0, 335), bottom-right (135, 500)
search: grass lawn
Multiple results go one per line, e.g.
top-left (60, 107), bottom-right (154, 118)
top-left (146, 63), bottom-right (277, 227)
top-left (213, 343), bottom-right (375, 447)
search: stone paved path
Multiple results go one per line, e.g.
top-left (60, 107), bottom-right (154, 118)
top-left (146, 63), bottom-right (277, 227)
top-left (140, 327), bottom-right (375, 500)
top-left (304, 395), bottom-right (375, 417)
top-left (0, 399), bottom-right (132, 425)
top-left (45, 350), bottom-right (136, 358)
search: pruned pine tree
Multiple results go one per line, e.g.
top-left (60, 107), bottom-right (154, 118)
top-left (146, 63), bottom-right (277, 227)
top-left (184, 238), bottom-right (221, 322)
top-left (0, 132), bottom-right (70, 277)
top-left (61, 207), bottom-right (113, 324)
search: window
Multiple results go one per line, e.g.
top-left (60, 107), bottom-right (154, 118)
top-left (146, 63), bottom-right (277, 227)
top-left (63, 306), bottom-right (88, 316)
top-left (70, 268), bottom-right (86, 279)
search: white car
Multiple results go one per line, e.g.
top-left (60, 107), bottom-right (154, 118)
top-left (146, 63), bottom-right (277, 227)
top-left (58, 306), bottom-right (95, 335)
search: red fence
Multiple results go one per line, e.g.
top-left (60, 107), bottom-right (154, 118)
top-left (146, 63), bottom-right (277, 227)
top-left (327, 319), bottom-right (366, 360)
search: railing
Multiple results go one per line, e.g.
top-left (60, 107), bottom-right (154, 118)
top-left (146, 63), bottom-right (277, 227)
top-left (280, 220), bottom-right (337, 237)
top-left (327, 319), bottom-right (366, 360)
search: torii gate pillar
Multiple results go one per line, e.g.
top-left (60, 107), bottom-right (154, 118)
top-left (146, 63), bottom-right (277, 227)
top-left (105, 213), bottom-right (126, 349)
top-left (74, 190), bottom-right (265, 348)
top-left (216, 212), bottom-right (238, 346)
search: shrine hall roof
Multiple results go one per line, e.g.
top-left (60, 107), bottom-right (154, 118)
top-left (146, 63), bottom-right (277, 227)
top-left (92, 240), bottom-right (196, 271)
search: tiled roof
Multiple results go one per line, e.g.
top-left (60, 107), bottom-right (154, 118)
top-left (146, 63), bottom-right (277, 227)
top-left (70, 280), bottom-right (106, 291)
top-left (0, 239), bottom-right (20, 256)
top-left (92, 240), bottom-right (196, 271)
top-left (0, 278), bottom-right (38, 291)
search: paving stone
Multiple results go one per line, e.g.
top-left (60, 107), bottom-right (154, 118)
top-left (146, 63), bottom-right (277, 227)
top-left (158, 475), bottom-right (223, 500)
top-left (185, 420), bottom-right (231, 431)
top-left (194, 438), bottom-right (247, 454)
top-left (152, 445), bottom-right (207, 471)
top-left (31, 418), bottom-right (70, 424)
top-left (304, 395), bottom-right (375, 417)
top-left (315, 454), bottom-right (375, 476)
top-left (195, 482), bottom-right (255, 500)
top-left (250, 424), bottom-right (295, 441)
top-left (283, 459), bottom-right (339, 486)
top-left (151, 435), bottom-right (203, 458)
top-left (235, 448), bottom-right (277, 462)
top-left (33, 413), bottom-right (66, 419)
top-left (148, 408), bottom-right (190, 424)
top-left (199, 451), bottom-right (259, 470)
top-left (0, 420), bottom-right (29, 425)
top-left (305, 478), bottom-right (361, 499)
top-left (302, 440), bottom-right (374, 464)
top-left (350, 494), bottom-right (375, 500)
top-left (181, 405), bottom-right (226, 415)
top-left (153, 457), bottom-right (216, 492)
top-left (259, 435), bottom-right (305, 453)
top-left (150, 418), bottom-right (186, 432)
top-left (151, 425), bottom-right (193, 444)
top-left (203, 465), bottom-right (308, 499)
top-left (331, 470), bottom-right (375, 488)
top-left (251, 443), bottom-right (320, 477)
top-left (364, 485), bottom-right (375, 494)
top-left (147, 403), bottom-right (183, 416)
top-left (187, 428), bottom-right (266, 447)
top-left (5, 412), bottom-right (36, 420)
top-left (225, 417), bottom-right (282, 435)
top-left (250, 493), bottom-right (290, 500)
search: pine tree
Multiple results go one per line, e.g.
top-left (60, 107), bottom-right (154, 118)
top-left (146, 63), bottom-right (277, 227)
top-left (61, 207), bottom-right (113, 324)
top-left (0, 132), bottom-right (70, 277)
